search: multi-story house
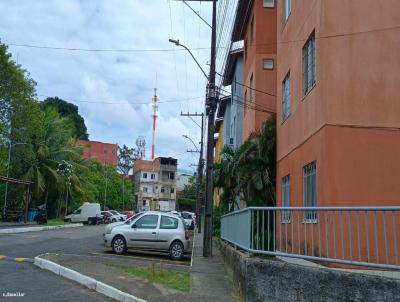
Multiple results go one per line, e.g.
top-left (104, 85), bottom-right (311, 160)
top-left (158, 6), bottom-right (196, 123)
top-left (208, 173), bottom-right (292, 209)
top-left (77, 140), bottom-right (118, 167)
top-left (133, 157), bottom-right (177, 211)
top-left (231, 0), bottom-right (277, 141)
top-left (275, 0), bottom-right (400, 262)
top-left (222, 45), bottom-right (244, 149)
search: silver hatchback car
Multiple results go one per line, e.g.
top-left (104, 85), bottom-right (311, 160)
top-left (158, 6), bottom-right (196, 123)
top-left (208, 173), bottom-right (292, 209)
top-left (103, 211), bottom-right (190, 260)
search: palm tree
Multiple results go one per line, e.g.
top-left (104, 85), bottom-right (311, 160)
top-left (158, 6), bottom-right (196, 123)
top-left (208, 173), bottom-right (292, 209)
top-left (214, 115), bottom-right (276, 211)
top-left (22, 109), bottom-right (85, 216)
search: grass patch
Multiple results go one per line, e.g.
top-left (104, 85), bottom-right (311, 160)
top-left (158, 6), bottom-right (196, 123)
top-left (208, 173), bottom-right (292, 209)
top-left (112, 265), bottom-right (191, 293)
top-left (47, 219), bottom-right (67, 226)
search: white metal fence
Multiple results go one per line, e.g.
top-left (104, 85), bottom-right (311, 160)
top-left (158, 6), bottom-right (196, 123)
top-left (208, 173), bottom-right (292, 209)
top-left (221, 207), bottom-right (400, 270)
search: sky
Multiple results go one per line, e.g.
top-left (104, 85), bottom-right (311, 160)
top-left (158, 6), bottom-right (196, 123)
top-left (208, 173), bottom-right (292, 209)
top-left (0, 0), bottom-right (223, 174)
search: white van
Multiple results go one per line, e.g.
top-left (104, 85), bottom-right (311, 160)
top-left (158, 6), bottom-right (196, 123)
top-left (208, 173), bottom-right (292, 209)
top-left (64, 202), bottom-right (101, 224)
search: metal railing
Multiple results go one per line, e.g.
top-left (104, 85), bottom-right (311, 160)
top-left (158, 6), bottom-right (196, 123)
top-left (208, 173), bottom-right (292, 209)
top-left (221, 207), bottom-right (400, 270)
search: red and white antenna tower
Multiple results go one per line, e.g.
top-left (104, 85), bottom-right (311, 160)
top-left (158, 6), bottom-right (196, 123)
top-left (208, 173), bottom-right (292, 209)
top-left (151, 88), bottom-right (158, 160)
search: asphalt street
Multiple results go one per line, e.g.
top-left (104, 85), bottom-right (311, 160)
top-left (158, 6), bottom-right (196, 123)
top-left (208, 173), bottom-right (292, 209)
top-left (0, 225), bottom-right (191, 301)
top-left (0, 260), bottom-right (112, 302)
top-left (0, 225), bottom-right (113, 302)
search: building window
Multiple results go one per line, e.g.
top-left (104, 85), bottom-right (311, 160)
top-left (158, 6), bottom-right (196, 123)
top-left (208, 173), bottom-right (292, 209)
top-left (143, 172), bottom-right (147, 179)
top-left (143, 200), bottom-right (147, 206)
top-left (282, 175), bottom-right (291, 222)
top-left (303, 161), bottom-right (317, 222)
top-left (112, 148), bottom-right (116, 155)
top-left (284, 0), bottom-right (292, 22)
top-left (263, 58), bottom-right (274, 70)
top-left (263, 0), bottom-right (274, 8)
top-left (151, 173), bottom-right (155, 180)
top-left (250, 74), bottom-right (255, 101)
top-left (161, 187), bottom-right (165, 193)
top-left (169, 172), bottom-right (175, 180)
top-left (303, 32), bottom-right (316, 96)
top-left (143, 187), bottom-right (148, 193)
top-left (103, 149), bottom-right (108, 154)
top-left (171, 188), bottom-right (175, 194)
top-left (282, 72), bottom-right (291, 121)
top-left (250, 16), bottom-right (255, 41)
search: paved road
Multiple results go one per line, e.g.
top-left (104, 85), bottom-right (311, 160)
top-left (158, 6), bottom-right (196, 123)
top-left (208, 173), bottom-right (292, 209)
top-left (0, 225), bottom-right (191, 301)
top-left (0, 225), bottom-right (111, 302)
top-left (0, 260), bottom-right (112, 302)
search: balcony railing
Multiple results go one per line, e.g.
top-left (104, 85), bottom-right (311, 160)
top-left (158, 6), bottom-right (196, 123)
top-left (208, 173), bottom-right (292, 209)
top-left (221, 207), bottom-right (400, 270)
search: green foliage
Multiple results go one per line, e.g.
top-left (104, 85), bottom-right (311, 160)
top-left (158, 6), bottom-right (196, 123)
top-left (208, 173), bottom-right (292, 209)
top-left (41, 97), bottom-right (89, 140)
top-left (214, 116), bottom-right (277, 213)
top-left (113, 265), bottom-right (191, 293)
top-left (0, 40), bottom-right (134, 220)
top-left (117, 144), bottom-right (138, 176)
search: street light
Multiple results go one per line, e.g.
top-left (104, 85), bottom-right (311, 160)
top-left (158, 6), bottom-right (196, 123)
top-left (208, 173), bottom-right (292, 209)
top-left (182, 134), bottom-right (200, 152)
top-left (3, 142), bottom-right (28, 220)
top-left (168, 39), bottom-right (209, 81)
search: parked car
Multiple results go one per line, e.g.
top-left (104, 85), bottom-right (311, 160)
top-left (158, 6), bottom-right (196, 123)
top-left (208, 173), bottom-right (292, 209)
top-left (109, 210), bottom-right (127, 221)
top-left (181, 211), bottom-right (195, 230)
top-left (103, 211), bottom-right (190, 260)
top-left (104, 212), bottom-right (144, 235)
top-left (64, 202), bottom-right (102, 224)
top-left (101, 211), bottom-right (125, 224)
top-left (121, 211), bottom-right (134, 219)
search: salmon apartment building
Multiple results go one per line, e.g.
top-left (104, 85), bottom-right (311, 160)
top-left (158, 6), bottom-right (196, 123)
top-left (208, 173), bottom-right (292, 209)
top-left (220, 0), bottom-right (400, 210)
top-left (215, 0), bottom-right (400, 264)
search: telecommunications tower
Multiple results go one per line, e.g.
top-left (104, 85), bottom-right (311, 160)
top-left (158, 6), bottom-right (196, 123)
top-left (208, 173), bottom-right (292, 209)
top-left (151, 88), bottom-right (158, 160)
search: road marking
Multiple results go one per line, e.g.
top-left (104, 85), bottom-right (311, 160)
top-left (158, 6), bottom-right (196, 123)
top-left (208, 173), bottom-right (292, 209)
top-left (14, 258), bottom-right (27, 262)
top-left (0, 255), bottom-right (33, 263)
top-left (0, 255), bottom-right (6, 260)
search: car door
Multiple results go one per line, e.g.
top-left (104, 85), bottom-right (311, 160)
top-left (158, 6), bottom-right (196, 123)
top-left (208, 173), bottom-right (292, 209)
top-left (157, 215), bottom-right (179, 250)
top-left (127, 214), bottom-right (160, 249)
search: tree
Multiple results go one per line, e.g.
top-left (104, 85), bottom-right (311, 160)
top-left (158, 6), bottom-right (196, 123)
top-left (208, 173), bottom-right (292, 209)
top-left (214, 115), bottom-right (277, 211)
top-left (41, 97), bottom-right (89, 140)
top-left (117, 145), bottom-right (138, 176)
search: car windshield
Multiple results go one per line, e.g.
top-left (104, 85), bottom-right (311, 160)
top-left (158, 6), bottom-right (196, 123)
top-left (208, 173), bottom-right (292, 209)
top-left (124, 212), bottom-right (143, 225)
top-left (110, 210), bottom-right (118, 215)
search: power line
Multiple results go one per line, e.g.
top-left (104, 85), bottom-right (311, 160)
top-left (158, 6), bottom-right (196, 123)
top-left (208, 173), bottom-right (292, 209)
top-left (6, 43), bottom-right (221, 53)
top-left (37, 94), bottom-right (204, 105)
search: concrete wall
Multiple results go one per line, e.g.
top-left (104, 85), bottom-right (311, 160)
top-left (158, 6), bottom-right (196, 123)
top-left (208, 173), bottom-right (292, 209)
top-left (219, 240), bottom-right (400, 302)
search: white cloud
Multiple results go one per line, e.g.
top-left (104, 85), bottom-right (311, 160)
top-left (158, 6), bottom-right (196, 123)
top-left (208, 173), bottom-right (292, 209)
top-left (0, 0), bottom-right (214, 171)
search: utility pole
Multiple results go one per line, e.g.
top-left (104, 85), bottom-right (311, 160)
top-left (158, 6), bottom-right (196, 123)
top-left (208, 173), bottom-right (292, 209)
top-left (203, 0), bottom-right (217, 257)
top-left (172, 0), bottom-right (217, 256)
top-left (181, 112), bottom-right (204, 233)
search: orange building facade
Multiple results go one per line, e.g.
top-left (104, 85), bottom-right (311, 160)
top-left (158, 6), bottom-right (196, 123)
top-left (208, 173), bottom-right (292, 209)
top-left (231, 0), bottom-right (277, 141)
top-left (274, 0), bottom-right (400, 264)
top-left (77, 140), bottom-right (118, 167)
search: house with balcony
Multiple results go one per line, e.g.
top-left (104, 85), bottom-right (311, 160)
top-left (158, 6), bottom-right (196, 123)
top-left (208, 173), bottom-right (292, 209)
top-left (132, 157), bottom-right (177, 211)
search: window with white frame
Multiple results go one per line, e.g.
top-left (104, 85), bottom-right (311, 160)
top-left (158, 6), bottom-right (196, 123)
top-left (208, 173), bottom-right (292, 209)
top-left (303, 32), bottom-right (316, 95)
top-left (263, 0), bottom-right (274, 8)
top-left (282, 175), bottom-right (291, 222)
top-left (263, 58), bottom-right (274, 70)
top-left (151, 173), bottom-right (155, 180)
top-left (303, 161), bottom-right (317, 221)
top-left (282, 72), bottom-right (291, 121)
top-left (143, 172), bottom-right (147, 179)
top-left (284, 0), bottom-right (292, 21)
top-left (143, 187), bottom-right (148, 193)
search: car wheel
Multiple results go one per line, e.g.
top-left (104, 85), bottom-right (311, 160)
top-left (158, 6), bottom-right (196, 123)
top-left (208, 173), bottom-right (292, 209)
top-left (170, 241), bottom-right (184, 260)
top-left (112, 218), bottom-right (117, 223)
top-left (64, 218), bottom-right (71, 223)
top-left (112, 236), bottom-right (127, 254)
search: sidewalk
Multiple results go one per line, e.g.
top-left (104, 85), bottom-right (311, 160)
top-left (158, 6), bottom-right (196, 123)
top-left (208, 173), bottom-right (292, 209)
top-left (37, 230), bottom-right (239, 302)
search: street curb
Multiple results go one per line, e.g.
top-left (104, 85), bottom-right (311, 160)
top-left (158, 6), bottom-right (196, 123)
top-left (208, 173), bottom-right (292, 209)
top-left (34, 256), bottom-right (147, 302)
top-left (0, 223), bottom-right (83, 234)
